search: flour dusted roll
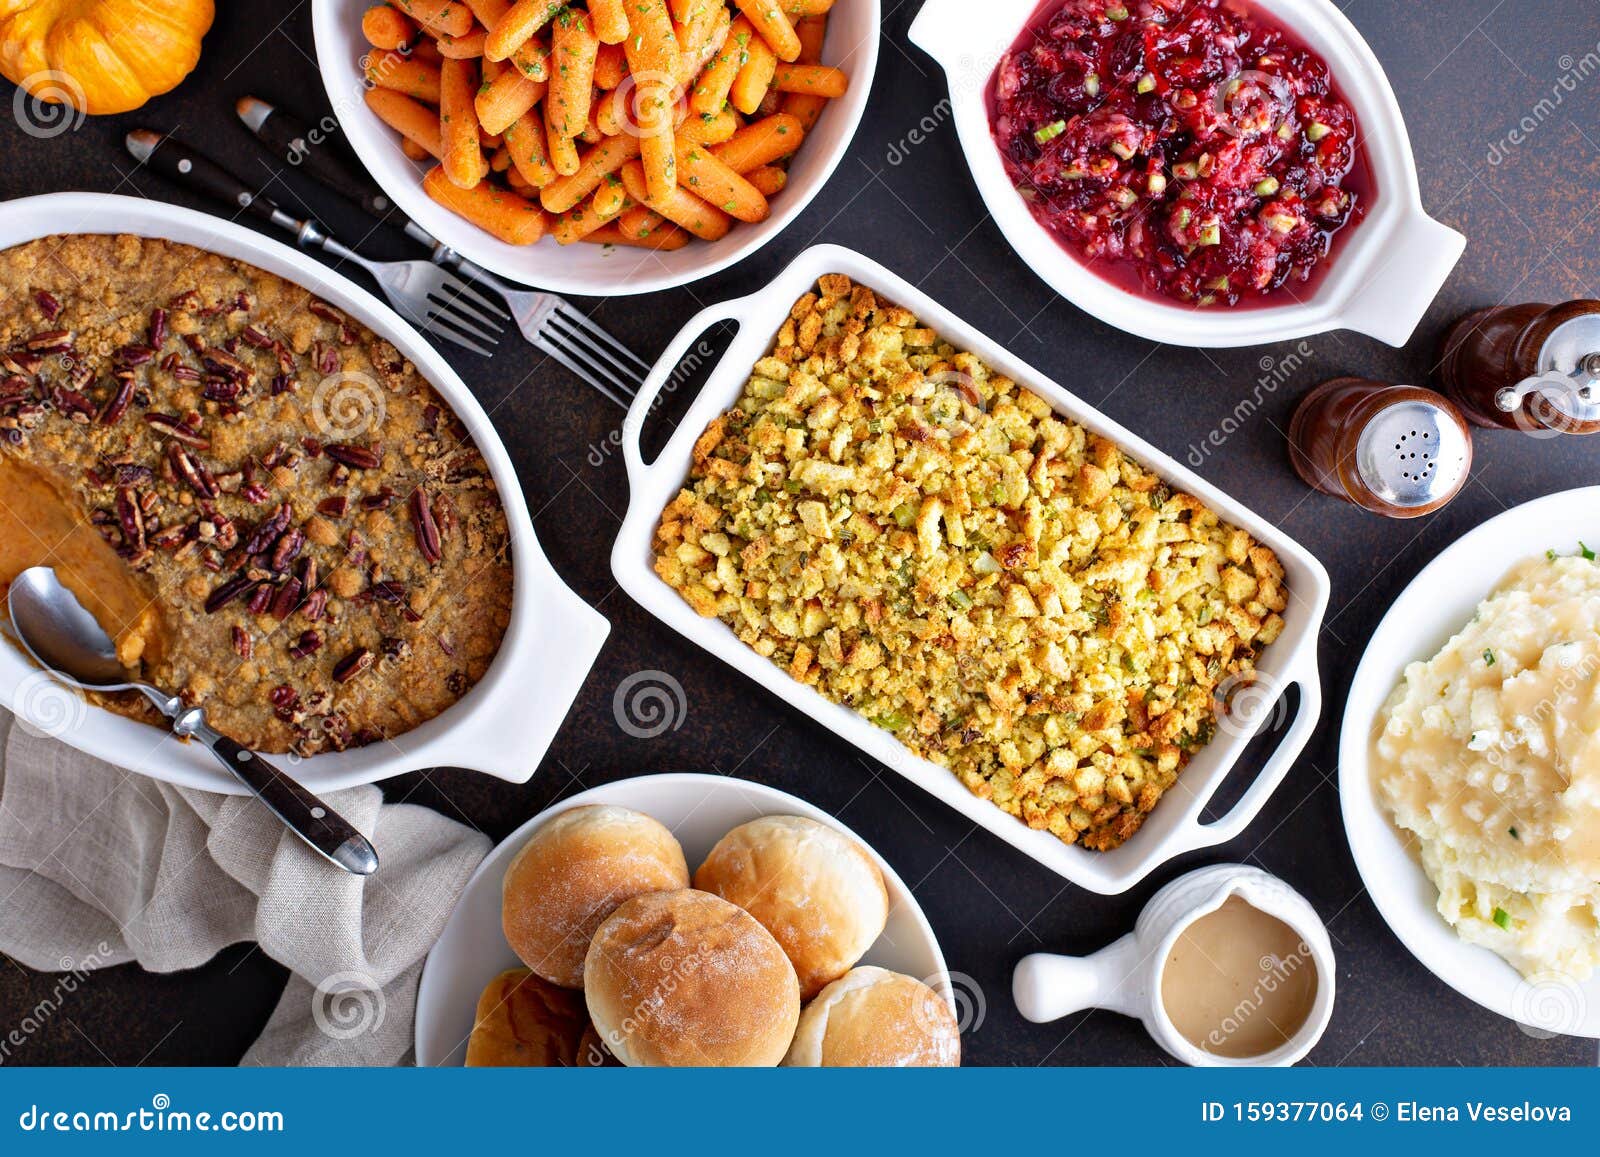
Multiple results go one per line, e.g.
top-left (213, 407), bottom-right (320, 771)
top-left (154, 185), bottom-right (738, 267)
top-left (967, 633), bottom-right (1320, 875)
top-left (502, 804), bottom-right (689, 988)
top-left (464, 968), bottom-right (589, 1067)
top-left (584, 889), bottom-right (801, 1066)
top-left (783, 966), bottom-right (961, 1067)
top-left (693, 814), bottom-right (888, 998)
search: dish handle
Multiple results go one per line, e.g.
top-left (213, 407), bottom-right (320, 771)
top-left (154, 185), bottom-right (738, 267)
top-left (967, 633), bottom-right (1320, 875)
top-left (1172, 657), bottom-right (1322, 855)
top-left (906, 0), bottom-right (967, 68)
top-left (1337, 209), bottom-right (1465, 348)
top-left (621, 297), bottom-right (752, 491)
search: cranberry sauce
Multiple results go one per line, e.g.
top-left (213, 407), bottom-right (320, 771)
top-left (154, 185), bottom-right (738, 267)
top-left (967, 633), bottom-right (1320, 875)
top-left (989, 0), bottom-right (1372, 307)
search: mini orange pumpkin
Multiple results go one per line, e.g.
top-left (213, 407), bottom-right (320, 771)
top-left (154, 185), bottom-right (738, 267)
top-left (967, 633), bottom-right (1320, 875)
top-left (0, 0), bottom-right (216, 115)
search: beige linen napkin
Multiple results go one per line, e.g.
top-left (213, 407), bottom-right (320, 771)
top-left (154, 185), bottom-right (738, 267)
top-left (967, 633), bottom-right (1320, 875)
top-left (0, 709), bottom-right (489, 1065)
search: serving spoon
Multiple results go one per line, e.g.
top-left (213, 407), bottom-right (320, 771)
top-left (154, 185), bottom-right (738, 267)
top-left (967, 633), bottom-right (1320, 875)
top-left (6, 567), bottom-right (378, 876)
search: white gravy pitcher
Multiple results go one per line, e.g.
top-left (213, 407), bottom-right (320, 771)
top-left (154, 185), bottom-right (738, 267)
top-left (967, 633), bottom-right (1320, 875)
top-left (1013, 864), bottom-right (1336, 1066)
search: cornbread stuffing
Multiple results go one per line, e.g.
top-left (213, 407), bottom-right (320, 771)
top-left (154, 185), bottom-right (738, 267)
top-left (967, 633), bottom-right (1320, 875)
top-left (653, 276), bottom-right (1288, 850)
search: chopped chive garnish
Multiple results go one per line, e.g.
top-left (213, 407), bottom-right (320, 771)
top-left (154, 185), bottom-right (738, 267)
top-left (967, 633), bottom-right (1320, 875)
top-left (1508, 827), bottom-right (1519, 840)
top-left (1582, 541), bottom-right (1596, 561)
top-left (1483, 649), bottom-right (1495, 666)
top-left (1492, 907), bottom-right (1511, 929)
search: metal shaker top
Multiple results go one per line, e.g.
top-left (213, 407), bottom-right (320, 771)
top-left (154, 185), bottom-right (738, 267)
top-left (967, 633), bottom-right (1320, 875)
top-left (1354, 396), bottom-right (1472, 509)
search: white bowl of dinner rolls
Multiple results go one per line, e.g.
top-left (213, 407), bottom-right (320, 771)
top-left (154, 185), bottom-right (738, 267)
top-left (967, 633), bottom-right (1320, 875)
top-left (416, 773), bottom-right (957, 1066)
top-left (312, 0), bottom-right (880, 295)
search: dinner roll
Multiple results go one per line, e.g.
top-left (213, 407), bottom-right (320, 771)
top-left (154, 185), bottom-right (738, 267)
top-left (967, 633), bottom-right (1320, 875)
top-left (693, 814), bottom-right (888, 998)
top-left (502, 804), bottom-right (689, 987)
top-left (464, 968), bottom-right (588, 1067)
top-left (783, 966), bottom-right (961, 1067)
top-left (584, 889), bottom-right (801, 1066)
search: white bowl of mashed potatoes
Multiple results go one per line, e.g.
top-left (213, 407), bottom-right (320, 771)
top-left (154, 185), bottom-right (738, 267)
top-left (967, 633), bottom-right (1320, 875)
top-left (1342, 487), bottom-right (1600, 1037)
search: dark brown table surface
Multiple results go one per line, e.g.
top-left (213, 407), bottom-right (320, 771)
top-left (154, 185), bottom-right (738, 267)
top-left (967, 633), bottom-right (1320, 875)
top-left (3, 1), bottom-right (1600, 1067)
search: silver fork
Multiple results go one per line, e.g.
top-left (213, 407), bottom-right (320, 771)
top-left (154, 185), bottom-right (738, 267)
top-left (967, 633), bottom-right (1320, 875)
top-left (235, 97), bottom-right (652, 406)
top-left (125, 130), bottom-right (507, 357)
top-left (428, 249), bottom-right (650, 408)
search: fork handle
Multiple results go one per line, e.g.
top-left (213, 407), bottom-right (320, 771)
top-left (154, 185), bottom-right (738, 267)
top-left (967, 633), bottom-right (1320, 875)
top-left (127, 130), bottom-right (353, 263)
top-left (127, 130), bottom-right (287, 232)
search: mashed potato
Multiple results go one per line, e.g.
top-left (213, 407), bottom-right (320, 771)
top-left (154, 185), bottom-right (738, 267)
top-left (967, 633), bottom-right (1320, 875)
top-left (1374, 554), bottom-right (1600, 980)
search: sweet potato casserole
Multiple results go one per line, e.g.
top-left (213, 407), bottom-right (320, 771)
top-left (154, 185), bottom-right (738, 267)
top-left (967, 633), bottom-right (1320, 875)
top-left (0, 234), bottom-right (512, 755)
top-left (653, 275), bottom-right (1287, 849)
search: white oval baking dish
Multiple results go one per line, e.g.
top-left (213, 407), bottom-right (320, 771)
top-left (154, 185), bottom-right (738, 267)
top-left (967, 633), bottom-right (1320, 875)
top-left (415, 773), bottom-right (954, 1065)
top-left (907, 0), bottom-right (1465, 348)
top-left (311, 0), bottom-right (880, 297)
top-left (610, 243), bottom-right (1329, 894)
top-left (0, 193), bottom-right (609, 796)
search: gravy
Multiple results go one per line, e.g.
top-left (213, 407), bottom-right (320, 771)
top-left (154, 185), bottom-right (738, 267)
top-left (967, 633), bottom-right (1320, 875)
top-left (1159, 896), bottom-right (1319, 1059)
top-left (0, 456), bottom-right (160, 669)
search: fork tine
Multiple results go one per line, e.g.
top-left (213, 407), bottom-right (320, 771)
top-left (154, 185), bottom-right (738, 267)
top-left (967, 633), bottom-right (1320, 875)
top-left (421, 316), bottom-right (495, 357)
top-left (426, 305), bottom-right (502, 346)
top-left (535, 326), bottom-right (638, 405)
top-left (553, 301), bottom-right (651, 375)
top-left (436, 272), bottom-right (512, 321)
top-left (426, 289), bottom-right (505, 334)
top-left (543, 311), bottom-right (642, 396)
top-left (534, 338), bottom-right (632, 410)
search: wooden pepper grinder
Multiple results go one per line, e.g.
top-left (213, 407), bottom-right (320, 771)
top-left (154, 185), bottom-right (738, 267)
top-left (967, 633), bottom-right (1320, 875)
top-left (1439, 301), bottom-right (1600, 434)
top-left (1288, 378), bottom-right (1472, 518)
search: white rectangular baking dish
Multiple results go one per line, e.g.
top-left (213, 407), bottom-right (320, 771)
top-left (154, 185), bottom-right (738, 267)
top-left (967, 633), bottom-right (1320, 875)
top-left (611, 244), bottom-right (1329, 893)
top-left (0, 192), bottom-right (609, 796)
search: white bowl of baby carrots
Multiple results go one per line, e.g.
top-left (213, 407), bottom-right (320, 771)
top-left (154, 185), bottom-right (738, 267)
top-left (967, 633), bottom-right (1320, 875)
top-left (312, 0), bottom-right (878, 296)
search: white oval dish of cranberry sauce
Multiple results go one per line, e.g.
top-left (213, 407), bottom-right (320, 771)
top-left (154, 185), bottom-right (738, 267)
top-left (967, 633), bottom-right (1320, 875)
top-left (910, 0), bottom-right (1464, 348)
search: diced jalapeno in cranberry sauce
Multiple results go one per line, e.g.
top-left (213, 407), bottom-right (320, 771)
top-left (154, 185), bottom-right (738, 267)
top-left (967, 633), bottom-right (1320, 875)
top-left (989, 0), bottom-right (1371, 307)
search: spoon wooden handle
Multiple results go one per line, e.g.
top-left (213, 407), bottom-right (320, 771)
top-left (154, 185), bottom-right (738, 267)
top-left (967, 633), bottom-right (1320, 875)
top-left (175, 709), bottom-right (379, 876)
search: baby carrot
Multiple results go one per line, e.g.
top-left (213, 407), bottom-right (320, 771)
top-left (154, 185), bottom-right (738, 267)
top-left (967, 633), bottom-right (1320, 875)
top-left (771, 63), bottom-right (845, 98)
top-left (547, 7), bottom-right (599, 138)
top-left (440, 56), bottom-right (489, 188)
top-left (362, 5), bottom-right (418, 50)
top-left (365, 86), bottom-right (444, 158)
top-left (365, 50), bottom-right (442, 103)
top-left (485, 0), bottom-right (563, 61)
top-left (745, 164), bottom-right (786, 196)
top-left (540, 133), bottom-right (643, 213)
top-left (677, 143), bottom-right (768, 222)
top-left (729, 24), bottom-right (776, 115)
top-left (503, 107), bottom-right (558, 187)
top-left (691, 15), bottom-right (750, 115)
top-left (394, 0), bottom-right (473, 37)
top-left (710, 111), bottom-right (802, 172)
top-left (582, 221), bottom-right (692, 249)
top-left (735, 0), bottom-right (800, 62)
top-left (620, 159), bottom-right (731, 241)
top-left (589, 0), bottom-right (629, 44)
top-left (423, 165), bottom-right (548, 243)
